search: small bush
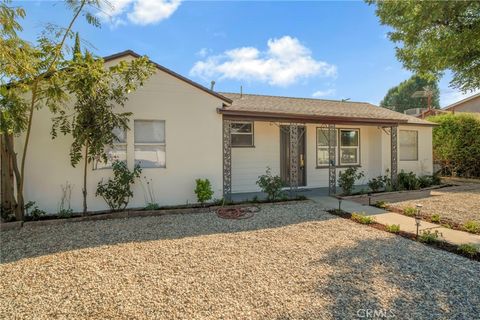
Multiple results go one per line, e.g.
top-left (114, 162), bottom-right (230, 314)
top-left (441, 223), bottom-right (452, 229)
top-left (145, 203), bottom-right (160, 210)
top-left (374, 200), bottom-right (388, 209)
top-left (57, 208), bottom-right (73, 218)
top-left (385, 224), bottom-right (400, 233)
top-left (397, 170), bottom-right (420, 190)
top-left (25, 201), bottom-right (46, 221)
top-left (338, 167), bottom-right (365, 195)
top-left (457, 244), bottom-right (478, 257)
top-left (430, 214), bottom-right (441, 223)
top-left (351, 212), bottom-right (375, 224)
top-left (431, 173), bottom-right (442, 185)
top-left (0, 205), bottom-right (15, 222)
top-left (463, 220), bottom-right (480, 234)
top-left (256, 167), bottom-right (285, 201)
top-left (419, 230), bottom-right (442, 244)
top-left (417, 175), bottom-right (433, 188)
top-left (96, 161), bottom-right (142, 211)
top-left (403, 206), bottom-right (417, 217)
top-left (194, 179), bottom-right (214, 205)
top-left (367, 177), bottom-right (385, 192)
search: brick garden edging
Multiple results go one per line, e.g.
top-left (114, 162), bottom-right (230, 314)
top-left (0, 200), bottom-right (309, 231)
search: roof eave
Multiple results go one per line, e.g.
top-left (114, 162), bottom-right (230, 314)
top-left (217, 108), bottom-right (412, 126)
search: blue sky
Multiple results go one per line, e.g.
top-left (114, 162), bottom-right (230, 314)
top-left (18, 0), bottom-right (477, 107)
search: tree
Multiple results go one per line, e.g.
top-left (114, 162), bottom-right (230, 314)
top-left (73, 32), bottom-right (81, 60)
top-left (380, 75), bottom-right (440, 113)
top-left (428, 113), bottom-right (480, 178)
top-left (51, 52), bottom-right (155, 214)
top-left (368, 0), bottom-right (480, 92)
top-left (0, 0), bottom-right (102, 220)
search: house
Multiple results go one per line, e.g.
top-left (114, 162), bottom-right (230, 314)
top-left (443, 93), bottom-right (480, 114)
top-left (7, 50), bottom-right (435, 213)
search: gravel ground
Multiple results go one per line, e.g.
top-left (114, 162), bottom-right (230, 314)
top-left (387, 184), bottom-right (480, 227)
top-left (1, 202), bottom-right (479, 319)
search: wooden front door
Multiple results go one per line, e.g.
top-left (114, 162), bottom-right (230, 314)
top-left (280, 125), bottom-right (306, 187)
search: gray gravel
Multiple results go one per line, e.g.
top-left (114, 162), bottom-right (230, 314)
top-left (388, 184), bottom-right (480, 227)
top-left (1, 202), bottom-right (479, 319)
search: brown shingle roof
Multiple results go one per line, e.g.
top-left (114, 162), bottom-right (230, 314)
top-left (220, 93), bottom-right (435, 126)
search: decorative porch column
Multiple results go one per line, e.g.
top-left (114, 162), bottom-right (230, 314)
top-left (328, 124), bottom-right (336, 195)
top-left (390, 126), bottom-right (398, 187)
top-left (289, 124), bottom-right (299, 194)
top-left (222, 119), bottom-right (232, 200)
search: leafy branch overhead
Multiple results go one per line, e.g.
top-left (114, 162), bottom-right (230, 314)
top-left (368, 0), bottom-right (480, 92)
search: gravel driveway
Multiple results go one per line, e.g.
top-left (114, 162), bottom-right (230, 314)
top-left (386, 184), bottom-right (480, 227)
top-left (1, 202), bottom-right (479, 319)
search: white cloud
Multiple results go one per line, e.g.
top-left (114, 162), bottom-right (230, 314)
top-left (98, 0), bottom-right (181, 26)
top-left (196, 48), bottom-right (211, 58)
top-left (189, 36), bottom-right (337, 87)
top-left (312, 89), bottom-right (336, 98)
top-left (440, 89), bottom-right (480, 108)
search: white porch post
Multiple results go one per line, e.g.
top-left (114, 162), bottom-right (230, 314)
top-left (289, 124), bottom-right (299, 194)
top-left (328, 123), bottom-right (336, 195)
top-left (391, 125), bottom-right (398, 187)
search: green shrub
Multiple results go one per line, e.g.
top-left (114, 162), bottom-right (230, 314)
top-left (430, 214), bottom-right (441, 223)
top-left (417, 175), bottom-right (433, 188)
top-left (419, 230), bottom-right (442, 244)
top-left (0, 205), bottom-right (15, 222)
top-left (457, 244), bottom-right (478, 257)
top-left (367, 177), bottom-right (384, 192)
top-left (145, 203), bottom-right (160, 210)
top-left (431, 173), bottom-right (442, 185)
top-left (96, 161), bottom-right (142, 211)
top-left (403, 206), bottom-right (417, 217)
top-left (25, 201), bottom-right (46, 221)
top-left (441, 223), bottom-right (452, 229)
top-left (374, 200), bottom-right (388, 209)
top-left (428, 113), bottom-right (480, 178)
top-left (194, 179), bottom-right (214, 205)
top-left (351, 212), bottom-right (375, 224)
top-left (385, 224), bottom-right (400, 233)
top-left (397, 170), bottom-right (420, 190)
top-left (57, 208), bottom-right (73, 218)
top-left (463, 220), bottom-right (480, 234)
top-left (256, 167), bottom-right (285, 201)
top-left (338, 167), bottom-right (365, 195)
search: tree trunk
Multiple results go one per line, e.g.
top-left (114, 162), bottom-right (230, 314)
top-left (82, 143), bottom-right (89, 215)
top-left (2, 134), bottom-right (24, 220)
top-left (1, 135), bottom-right (17, 214)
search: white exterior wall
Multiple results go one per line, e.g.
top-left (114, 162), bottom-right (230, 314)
top-left (14, 56), bottom-right (225, 213)
top-left (232, 122), bottom-right (433, 192)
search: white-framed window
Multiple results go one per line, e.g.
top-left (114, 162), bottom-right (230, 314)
top-left (316, 128), bottom-right (337, 167)
top-left (94, 127), bottom-right (127, 170)
top-left (231, 121), bottom-right (254, 147)
top-left (134, 120), bottom-right (166, 168)
top-left (400, 130), bottom-right (418, 161)
top-left (339, 129), bottom-right (360, 166)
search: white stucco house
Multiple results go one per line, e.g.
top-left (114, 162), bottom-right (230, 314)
top-left (5, 50), bottom-right (436, 213)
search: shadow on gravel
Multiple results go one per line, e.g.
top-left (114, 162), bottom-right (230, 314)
top-left (1, 203), bottom-right (336, 264)
top-left (302, 237), bottom-right (480, 319)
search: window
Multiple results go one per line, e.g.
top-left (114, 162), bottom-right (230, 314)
top-left (316, 128), bottom-right (337, 166)
top-left (94, 127), bottom-right (127, 170)
top-left (134, 120), bottom-right (166, 168)
top-left (231, 121), bottom-right (254, 147)
top-left (400, 130), bottom-right (418, 161)
top-left (339, 129), bottom-right (360, 165)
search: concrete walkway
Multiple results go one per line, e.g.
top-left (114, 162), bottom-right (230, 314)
top-left (311, 195), bottom-right (480, 248)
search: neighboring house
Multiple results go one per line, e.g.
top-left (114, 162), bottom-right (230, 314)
top-left (443, 93), bottom-right (480, 113)
top-left (9, 50), bottom-right (435, 213)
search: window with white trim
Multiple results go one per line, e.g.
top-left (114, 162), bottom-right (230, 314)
top-left (400, 130), bottom-right (418, 161)
top-left (317, 128), bottom-right (337, 166)
top-left (94, 127), bottom-right (127, 170)
top-left (339, 129), bottom-right (360, 166)
top-left (231, 121), bottom-right (254, 147)
top-left (134, 120), bottom-right (166, 168)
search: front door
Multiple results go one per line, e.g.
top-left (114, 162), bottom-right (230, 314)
top-left (280, 126), bottom-right (306, 187)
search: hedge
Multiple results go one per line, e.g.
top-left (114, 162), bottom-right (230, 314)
top-left (428, 113), bottom-right (480, 178)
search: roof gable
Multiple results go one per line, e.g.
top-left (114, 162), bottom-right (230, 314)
top-left (103, 50), bottom-right (232, 104)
